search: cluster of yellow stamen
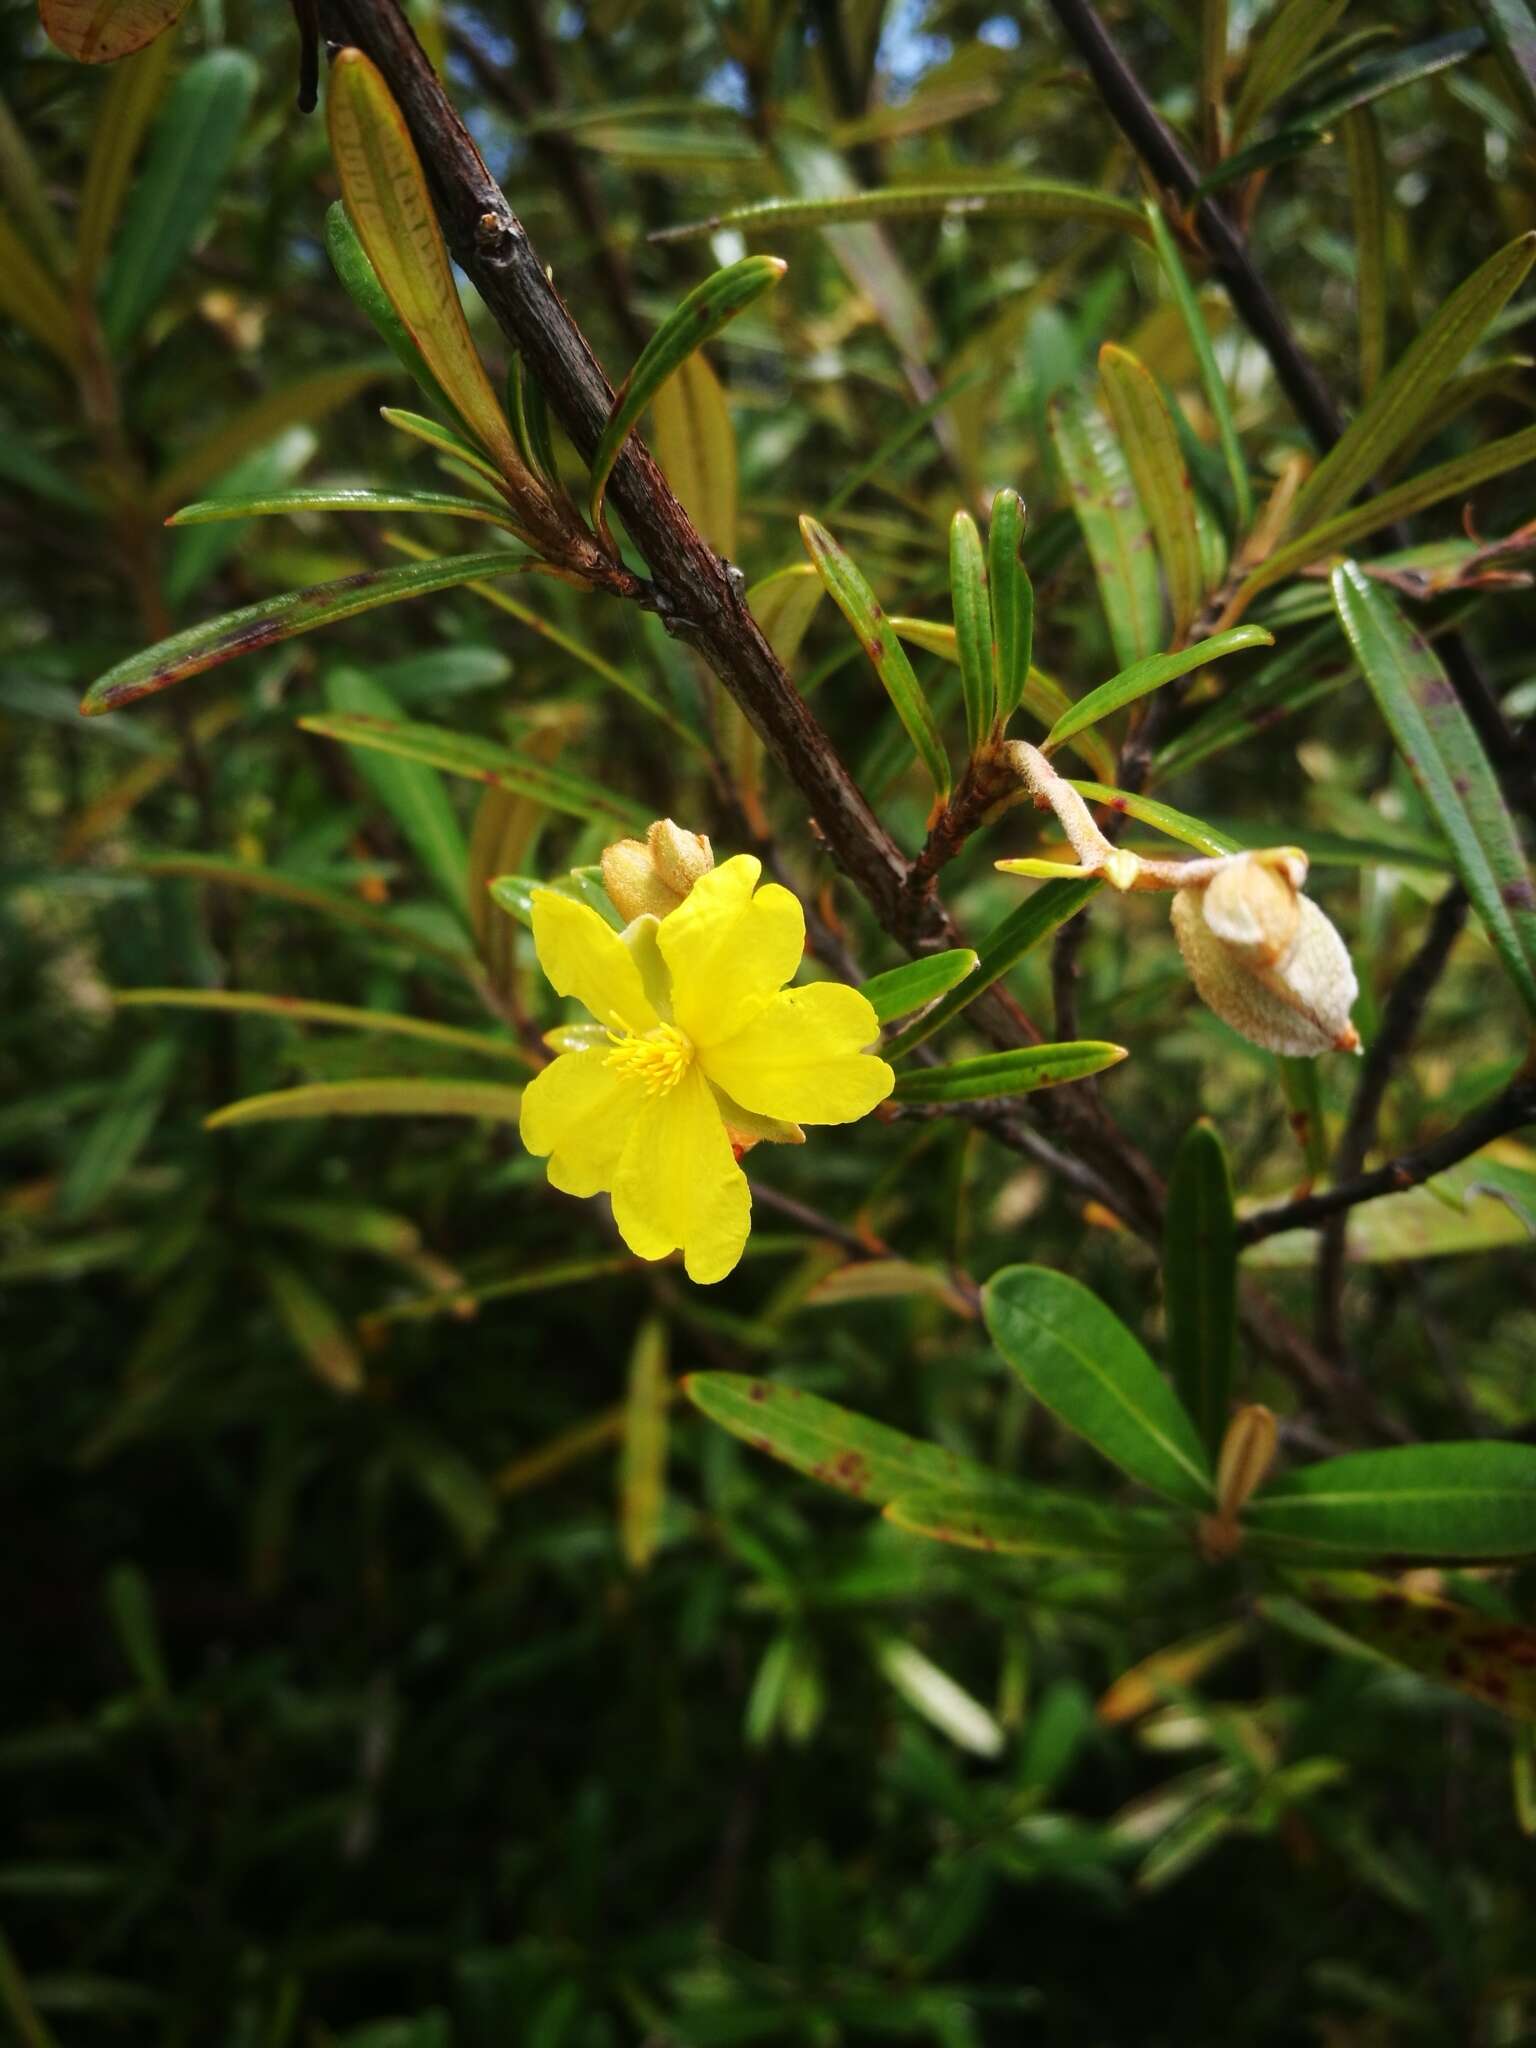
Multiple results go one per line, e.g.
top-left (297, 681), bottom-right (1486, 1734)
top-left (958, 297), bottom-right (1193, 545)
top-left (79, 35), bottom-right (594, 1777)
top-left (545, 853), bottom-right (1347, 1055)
top-left (605, 1020), bottom-right (694, 1096)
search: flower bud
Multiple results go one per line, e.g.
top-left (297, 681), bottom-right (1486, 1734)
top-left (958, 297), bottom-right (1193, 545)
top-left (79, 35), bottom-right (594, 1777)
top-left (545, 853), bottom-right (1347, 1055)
top-left (601, 818), bottom-right (714, 923)
top-left (1171, 855), bottom-right (1359, 1057)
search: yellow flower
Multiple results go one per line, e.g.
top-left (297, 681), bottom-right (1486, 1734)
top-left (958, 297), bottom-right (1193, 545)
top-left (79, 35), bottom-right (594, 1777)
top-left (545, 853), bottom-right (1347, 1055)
top-left (519, 855), bottom-right (895, 1283)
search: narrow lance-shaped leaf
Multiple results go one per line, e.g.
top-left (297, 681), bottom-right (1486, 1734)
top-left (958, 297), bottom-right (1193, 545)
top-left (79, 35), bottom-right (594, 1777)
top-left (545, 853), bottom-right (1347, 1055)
top-left (112, 987), bottom-right (531, 1065)
top-left (883, 879), bottom-right (1101, 1058)
top-left (40, 0), bottom-right (191, 62)
top-left (151, 363), bottom-right (387, 515)
top-left (1099, 344), bottom-right (1205, 641)
top-left (892, 617), bottom-right (1114, 779)
top-left (799, 516), bottom-right (950, 796)
top-left (1042, 627), bottom-right (1273, 754)
top-left (1286, 1569), bottom-right (1536, 1721)
top-left (1332, 563), bottom-right (1536, 1017)
top-left (949, 509), bottom-right (993, 751)
top-left (264, 1260), bottom-right (364, 1395)
top-left (205, 1079), bottom-right (526, 1130)
top-left (683, 1372), bottom-right (1003, 1506)
top-left (1343, 108), bottom-right (1388, 401)
top-left (859, 950), bottom-right (978, 1026)
top-left (983, 1265), bottom-right (1214, 1509)
top-left (892, 1042), bottom-right (1127, 1103)
top-left (101, 50), bottom-right (257, 351)
top-left (588, 254), bottom-right (785, 532)
top-left (80, 552), bottom-right (538, 716)
top-left (988, 488), bottom-right (1034, 727)
top-left (76, 33), bottom-right (174, 292)
top-left (651, 349), bottom-right (738, 556)
top-left (167, 486), bottom-right (527, 531)
top-left (1144, 202), bottom-right (1253, 528)
top-left (1163, 1121), bottom-right (1237, 1461)
top-left (326, 48), bottom-right (533, 497)
top-left (298, 713), bottom-right (649, 832)
top-left (650, 180), bottom-right (1155, 245)
top-left (1230, 0), bottom-right (1349, 140)
top-left (0, 209), bottom-right (76, 366)
top-left (1246, 1442), bottom-right (1536, 1558)
top-left (1291, 234), bottom-right (1536, 534)
top-left (1232, 422), bottom-right (1536, 611)
top-left (1471, 0), bottom-right (1536, 126)
top-left (1048, 389), bottom-right (1162, 669)
top-left (886, 1488), bottom-right (1187, 1560)
top-left (324, 668), bottom-right (470, 921)
top-left (324, 200), bottom-right (464, 429)
top-left (620, 1318), bottom-right (669, 1572)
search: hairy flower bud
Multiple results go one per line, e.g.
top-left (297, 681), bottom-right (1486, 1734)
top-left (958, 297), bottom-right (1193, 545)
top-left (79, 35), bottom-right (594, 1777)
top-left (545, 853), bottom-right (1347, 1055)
top-left (1171, 853), bottom-right (1359, 1056)
top-left (601, 818), bottom-right (714, 923)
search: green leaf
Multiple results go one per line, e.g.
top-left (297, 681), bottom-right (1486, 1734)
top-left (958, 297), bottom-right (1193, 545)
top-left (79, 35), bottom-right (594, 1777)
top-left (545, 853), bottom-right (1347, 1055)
top-left (1163, 1122), bottom-right (1237, 1461)
top-left (651, 180), bottom-right (1154, 245)
top-left (1247, 1443), bottom-right (1536, 1559)
top-left (100, 50), bottom-right (257, 350)
top-left (324, 200), bottom-right (461, 430)
top-left (1144, 201), bottom-right (1253, 527)
top-left (76, 33), bottom-right (174, 291)
top-left (1152, 622), bottom-right (1351, 782)
top-left (1230, 0), bottom-right (1349, 141)
top-left (1343, 108), bottom-right (1388, 400)
top-left (987, 487), bottom-right (1034, 727)
top-left (56, 1039), bottom-right (179, 1224)
top-left (859, 950), bottom-right (979, 1026)
top-left (1048, 389), bottom-right (1162, 670)
top-left (886, 1488), bottom-right (1187, 1559)
top-left (799, 516), bottom-right (950, 796)
top-left (748, 562), bottom-right (824, 667)
top-left (891, 1042), bottom-right (1127, 1102)
top-left (326, 48), bottom-right (529, 490)
top-left (1099, 344), bottom-right (1205, 641)
top-left (983, 1265), bottom-right (1214, 1508)
top-left (0, 206), bottom-right (76, 366)
top-left (588, 255), bottom-right (786, 530)
top-left (890, 618), bottom-right (1114, 778)
top-left (1331, 563), bottom-right (1536, 1017)
top-left (323, 668), bottom-right (470, 920)
top-left (39, 0), bottom-right (189, 60)
top-left (166, 486), bottom-right (524, 532)
top-left (1234, 422), bottom-right (1536, 609)
top-left (948, 510), bottom-right (993, 751)
top-left (1063, 783), bottom-right (1240, 857)
top-left (620, 1318), bottom-right (670, 1572)
top-left (1243, 1147), bottom-right (1536, 1267)
top-left (1286, 1569), bottom-right (1536, 1720)
top-left (882, 879), bottom-right (1101, 1058)
top-left (164, 427), bottom-right (319, 611)
top-left (1289, 233), bottom-right (1536, 534)
top-left (1472, 0), bottom-right (1536, 126)
top-left (682, 1371), bottom-right (1001, 1506)
top-left (111, 987), bottom-right (530, 1065)
top-left (205, 1079), bottom-right (525, 1130)
top-left (297, 712), bottom-right (648, 831)
top-left (103, 1563), bottom-right (168, 1699)
top-left (80, 552), bottom-right (536, 716)
top-left (1043, 627), bottom-right (1273, 754)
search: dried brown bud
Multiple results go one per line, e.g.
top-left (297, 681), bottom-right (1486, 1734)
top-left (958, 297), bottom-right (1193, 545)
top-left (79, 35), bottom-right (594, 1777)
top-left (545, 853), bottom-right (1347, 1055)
top-left (601, 818), bottom-right (714, 923)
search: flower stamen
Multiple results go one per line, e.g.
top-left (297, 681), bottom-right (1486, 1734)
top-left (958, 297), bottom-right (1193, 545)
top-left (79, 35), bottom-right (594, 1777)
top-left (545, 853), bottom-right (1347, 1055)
top-left (605, 1020), bottom-right (694, 1096)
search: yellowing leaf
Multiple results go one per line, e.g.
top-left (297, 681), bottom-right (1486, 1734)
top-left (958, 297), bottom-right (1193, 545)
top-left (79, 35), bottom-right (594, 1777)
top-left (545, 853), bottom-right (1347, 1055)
top-left (651, 350), bottom-right (737, 558)
top-left (40, 0), bottom-right (190, 62)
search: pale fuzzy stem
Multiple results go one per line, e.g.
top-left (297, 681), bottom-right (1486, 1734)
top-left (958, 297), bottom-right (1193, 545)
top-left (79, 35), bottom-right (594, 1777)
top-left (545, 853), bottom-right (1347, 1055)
top-left (1005, 741), bottom-right (1118, 868)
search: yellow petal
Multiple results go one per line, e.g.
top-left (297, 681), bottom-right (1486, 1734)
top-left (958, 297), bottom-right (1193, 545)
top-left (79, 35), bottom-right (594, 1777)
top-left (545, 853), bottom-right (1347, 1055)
top-left (701, 982), bottom-right (893, 1124)
top-left (519, 1046), bottom-right (643, 1196)
top-left (656, 854), bottom-right (804, 1047)
top-left (531, 890), bottom-right (659, 1033)
top-left (609, 1063), bottom-right (752, 1284)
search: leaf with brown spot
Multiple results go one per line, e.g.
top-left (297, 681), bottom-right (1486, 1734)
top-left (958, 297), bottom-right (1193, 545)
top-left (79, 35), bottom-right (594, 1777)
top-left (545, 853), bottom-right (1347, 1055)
top-left (1286, 1570), bottom-right (1536, 1721)
top-left (40, 0), bottom-right (191, 63)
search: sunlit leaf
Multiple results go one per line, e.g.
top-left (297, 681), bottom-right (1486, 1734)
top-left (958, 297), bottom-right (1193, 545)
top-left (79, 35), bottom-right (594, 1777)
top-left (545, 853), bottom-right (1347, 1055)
top-left (1049, 388), bottom-right (1162, 670)
top-left (652, 180), bottom-right (1154, 245)
top-left (859, 950), bottom-right (979, 1026)
top-left (949, 509), bottom-right (993, 752)
top-left (166, 486), bottom-right (525, 532)
top-left (988, 487), bottom-right (1035, 728)
top-left (1144, 202), bottom-right (1253, 527)
top-left (651, 349), bottom-right (738, 558)
top-left (40, 0), bottom-right (190, 63)
top-left (1099, 344), bottom-right (1205, 641)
